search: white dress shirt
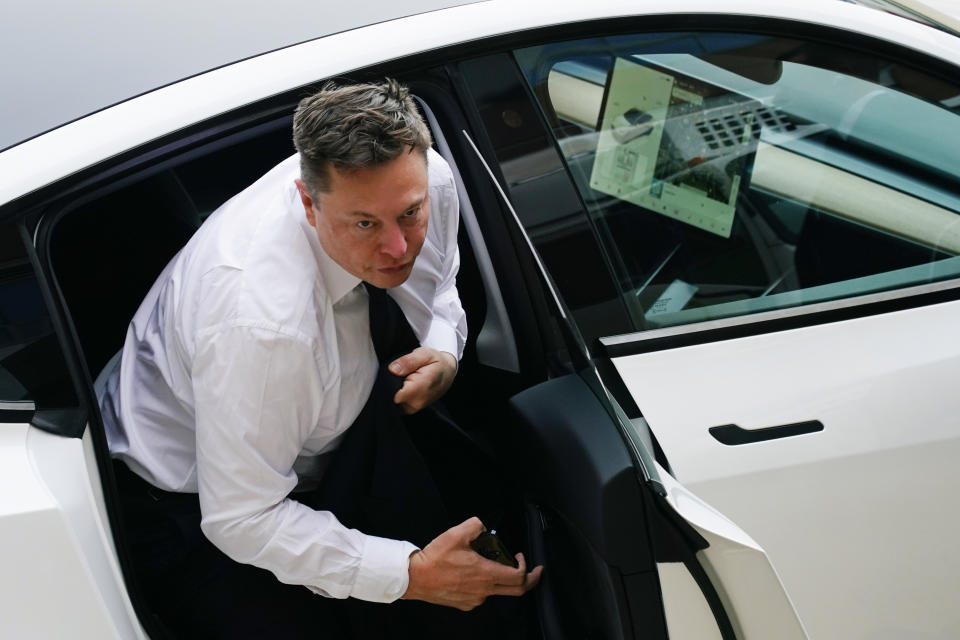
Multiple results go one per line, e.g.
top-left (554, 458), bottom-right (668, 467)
top-left (98, 147), bottom-right (466, 604)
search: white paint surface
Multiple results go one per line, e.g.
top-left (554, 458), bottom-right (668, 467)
top-left (0, 425), bottom-right (143, 638)
top-left (615, 299), bottom-right (960, 639)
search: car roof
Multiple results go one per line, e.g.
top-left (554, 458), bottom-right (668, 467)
top-left (4, 0), bottom-right (959, 211)
top-left (848, 0), bottom-right (960, 35)
top-left (0, 0), bottom-right (479, 151)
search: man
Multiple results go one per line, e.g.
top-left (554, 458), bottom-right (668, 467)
top-left (98, 79), bottom-right (541, 638)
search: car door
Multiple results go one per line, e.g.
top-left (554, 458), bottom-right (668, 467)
top-left (465, 15), bottom-right (960, 640)
top-left (431, 57), bottom-right (806, 638)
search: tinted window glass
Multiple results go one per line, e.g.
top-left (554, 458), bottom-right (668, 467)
top-left (513, 32), bottom-right (960, 334)
top-left (458, 54), bottom-right (634, 343)
top-left (0, 221), bottom-right (77, 411)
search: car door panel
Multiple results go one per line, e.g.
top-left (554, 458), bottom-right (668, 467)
top-left (0, 424), bottom-right (142, 639)
top-left (507, 373), bottom-right (807, 639)
top-left (455, 47), bottom-right (807, 636)
top-left (491, 18), bottom-right (960, 638)
top-left (654, 461), bottom-right (807, 640)
top-left (607, 299), bottom-right (960, 639)
top-left (507, 374), bottom-right (660, 640)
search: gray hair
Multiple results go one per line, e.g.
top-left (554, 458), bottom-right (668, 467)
top-left (292, 79), bottom-right (433, 195)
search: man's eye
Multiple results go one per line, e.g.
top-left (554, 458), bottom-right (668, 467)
top-left (357, 220), bottom-right (373, 229)
top-left (403, 207), bottom-right (419, 217)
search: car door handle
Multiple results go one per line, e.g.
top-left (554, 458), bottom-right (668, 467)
top-left (709, 420), bottom-right (823, 445)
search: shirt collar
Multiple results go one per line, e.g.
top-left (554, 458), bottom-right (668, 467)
top-left (316, 244), bottom-right (361, 305)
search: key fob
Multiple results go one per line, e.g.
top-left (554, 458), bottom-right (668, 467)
top-left (471, 530), bottom-right (519, 568)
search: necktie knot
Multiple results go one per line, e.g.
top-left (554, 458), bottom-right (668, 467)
top-left (363, 282), bottom-right (419, 364)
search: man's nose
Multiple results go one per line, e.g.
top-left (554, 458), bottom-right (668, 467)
top-left (380, 223), bottom-right (407, 259)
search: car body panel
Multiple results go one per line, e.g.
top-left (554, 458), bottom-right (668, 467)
top-left (1, 426), bottom-right (141, 638)
top-left (655, 463), bottom-right (807, 640)
top-left (610, 299), bottom-right (960, 638)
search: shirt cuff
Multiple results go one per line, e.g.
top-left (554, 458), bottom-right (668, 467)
top-left (423, 318), bottom-right (461, 361)
top-left (350, 535), bottom-right (419, 603)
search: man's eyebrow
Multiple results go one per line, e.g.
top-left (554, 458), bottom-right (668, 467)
top-left (400, 197), bottom-right (426, 212)
top-left (345, 198), bottom-right (426, 218)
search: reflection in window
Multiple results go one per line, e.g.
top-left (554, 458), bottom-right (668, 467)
top-left (515, 32), bottom-right (960, 333)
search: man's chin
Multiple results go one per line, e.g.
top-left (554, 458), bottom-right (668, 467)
top-left (366, 267), bottom-right (412, 289)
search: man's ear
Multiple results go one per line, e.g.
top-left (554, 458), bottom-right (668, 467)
top-left (295, 179), bottom-right (317, 227)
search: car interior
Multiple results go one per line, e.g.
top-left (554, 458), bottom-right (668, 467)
top-left (507, 35), bottom-right (960, 341)
top-left (38, 67), bottom-right (691, 639)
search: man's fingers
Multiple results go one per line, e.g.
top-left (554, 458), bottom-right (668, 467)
top-left (490, 584), bottom-right (528, 597)
top-left (523, 565), bottom-right (544, 590)
top-left (389, 347), bottom-right (457, 414)
top-left (393, 379), bottom-right (417, 406)
top-left (392, 375), bottom-right (430, 408)
top-left (455, 516), bottom-right (487, 542)
top-left (388, 348), bottom-right (431, 377)
top-left (515, 552), bottom-right (527, 575)
top-left (488, 561), bottom-right (526, 586)
top-left (390, 361), bottom-right (439, 413)
top-left (490, 565), bottom-right (544, 596)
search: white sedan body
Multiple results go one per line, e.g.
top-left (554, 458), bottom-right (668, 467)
top-left (2, 1), bottom-right (959, 638)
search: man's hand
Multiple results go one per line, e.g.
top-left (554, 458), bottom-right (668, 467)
top-left (389, 347), bottom-right (458, 414)
top-left (403, 517), bottom-right (543, 611)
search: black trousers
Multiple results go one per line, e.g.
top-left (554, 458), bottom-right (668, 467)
top-left (115, 365), bottom-right (518, 640)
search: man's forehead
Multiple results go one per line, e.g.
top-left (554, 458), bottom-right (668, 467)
top-left (323, 152), bottom-right (427, 195)
top-left (328, 148), bottom-right (428, 178)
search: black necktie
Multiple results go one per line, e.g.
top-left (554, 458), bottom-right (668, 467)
top-left (363, 283), bottom-right (504, 531)
top-left (308, 283), bottom-right (449, 548)
top-left (363, 283), bottom-right (419, 367)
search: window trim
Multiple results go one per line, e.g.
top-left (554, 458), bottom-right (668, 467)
top-left (12, 221), bottom-right (88, 435)
top-left (0, 400), bottom-right (36, 423)
top-left (600, 275), bottom-right (960, 356)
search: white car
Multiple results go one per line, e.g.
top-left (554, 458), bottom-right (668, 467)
top-left (2, 1), bottom-right (960, 638)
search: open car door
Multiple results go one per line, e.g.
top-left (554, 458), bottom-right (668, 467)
top-left (449, 19), bottom-right (960, 638)
top-left (507, 366), bottom-right (808, 640)
top-left (430, 78), bottom-right (807, 636)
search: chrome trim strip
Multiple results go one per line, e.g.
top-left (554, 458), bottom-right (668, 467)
top-left (0, 400), bottom-right (36, 411)
top-left (602, 276), bottom-right (960, 350)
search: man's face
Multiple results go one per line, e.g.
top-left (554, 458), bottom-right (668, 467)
top-left (297, 149), bottom-right (429, 289)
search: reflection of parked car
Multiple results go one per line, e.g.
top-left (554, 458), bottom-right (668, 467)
top-left (2, 1), bottom-right (960, 639)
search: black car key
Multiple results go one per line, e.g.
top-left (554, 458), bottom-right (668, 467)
top-left (470, 529), bottom-right (519, 568)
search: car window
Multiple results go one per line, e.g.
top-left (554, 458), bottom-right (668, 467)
top-left (492, 31), bottom-right (960, 337)
top-left (0, 221), bottom-right (77, 414)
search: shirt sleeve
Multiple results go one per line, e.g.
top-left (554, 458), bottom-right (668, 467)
top-left (422, 150), bottom-right (467, 361)
top-left (192, 323), bottom-right (418, 603)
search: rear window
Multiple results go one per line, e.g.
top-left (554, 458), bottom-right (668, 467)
top-left (0, 221), bottom-right (77, 413)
